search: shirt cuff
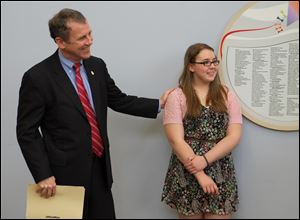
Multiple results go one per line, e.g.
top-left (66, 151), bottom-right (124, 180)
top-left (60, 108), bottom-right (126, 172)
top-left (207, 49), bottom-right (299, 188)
top-left (158, 100), bottom-right (161, 113)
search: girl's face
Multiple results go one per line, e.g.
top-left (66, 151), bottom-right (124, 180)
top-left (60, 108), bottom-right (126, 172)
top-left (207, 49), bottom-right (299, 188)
top-left (189, 49), bottom-right (219, 84)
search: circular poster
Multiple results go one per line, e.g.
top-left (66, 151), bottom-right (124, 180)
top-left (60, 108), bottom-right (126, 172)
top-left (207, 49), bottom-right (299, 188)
top-left (218, 1), bottom-right (299, 131)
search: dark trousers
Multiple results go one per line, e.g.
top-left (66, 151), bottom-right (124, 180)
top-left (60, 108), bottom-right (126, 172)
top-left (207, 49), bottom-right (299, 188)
top-left (83, 154), bottom-right (116, 219)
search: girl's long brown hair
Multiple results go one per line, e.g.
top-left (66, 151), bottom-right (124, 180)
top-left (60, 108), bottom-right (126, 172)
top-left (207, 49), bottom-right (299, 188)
top-left (179, 43), bottom-right (228, 118)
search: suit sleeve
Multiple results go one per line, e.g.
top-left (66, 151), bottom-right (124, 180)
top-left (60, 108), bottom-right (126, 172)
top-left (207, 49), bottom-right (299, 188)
top-left (16, 72), bottom-right (53, 183)
top-left (104, 67), bottom-right (159, 119)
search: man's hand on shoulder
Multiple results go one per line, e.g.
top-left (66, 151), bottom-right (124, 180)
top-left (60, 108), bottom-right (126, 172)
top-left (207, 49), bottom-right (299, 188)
top-left (160, 88), bottom-right (176, 109)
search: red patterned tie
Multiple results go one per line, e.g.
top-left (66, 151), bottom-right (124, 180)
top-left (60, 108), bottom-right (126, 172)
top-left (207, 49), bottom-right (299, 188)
top-left (74, 63), bottom-right (104, 157)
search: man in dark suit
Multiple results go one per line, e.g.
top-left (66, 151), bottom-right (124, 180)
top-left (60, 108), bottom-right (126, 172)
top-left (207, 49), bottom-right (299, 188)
top-left (16, 8), bottom-right (171, 219)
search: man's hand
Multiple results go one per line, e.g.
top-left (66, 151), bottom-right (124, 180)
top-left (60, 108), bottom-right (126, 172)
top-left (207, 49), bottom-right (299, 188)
top-left (160, 88), bottom-right (176, 109)
top-left (36, 176), bottom-right (56, 198)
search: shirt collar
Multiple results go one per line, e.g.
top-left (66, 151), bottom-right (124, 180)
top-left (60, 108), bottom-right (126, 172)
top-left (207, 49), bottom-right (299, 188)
top-left (58, 50), bottom-right (82, 70)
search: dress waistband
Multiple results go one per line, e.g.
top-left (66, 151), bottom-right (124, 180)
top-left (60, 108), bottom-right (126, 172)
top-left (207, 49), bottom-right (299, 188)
top-left (184, 136), bottom-right (222, 143)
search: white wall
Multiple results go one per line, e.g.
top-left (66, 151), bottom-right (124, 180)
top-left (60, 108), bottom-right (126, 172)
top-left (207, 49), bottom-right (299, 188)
top-left (1, 1), bottom-right (299, 219)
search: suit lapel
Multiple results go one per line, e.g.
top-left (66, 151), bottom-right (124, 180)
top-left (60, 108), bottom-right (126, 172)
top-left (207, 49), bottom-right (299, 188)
top-left (50, 52), bottom-right (87, 118)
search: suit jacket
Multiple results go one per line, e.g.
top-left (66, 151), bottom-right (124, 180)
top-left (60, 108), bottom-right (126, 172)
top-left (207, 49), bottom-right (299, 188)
top-left (16, 50), bottom-right (159, 190)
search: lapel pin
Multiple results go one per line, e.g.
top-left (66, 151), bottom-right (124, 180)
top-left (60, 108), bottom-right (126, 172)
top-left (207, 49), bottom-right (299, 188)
top-left (91, 71), bottom-right (95, 75)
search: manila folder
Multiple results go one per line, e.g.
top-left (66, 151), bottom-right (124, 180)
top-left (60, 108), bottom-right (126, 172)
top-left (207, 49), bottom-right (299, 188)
top-left (26, 184), bottom-right (85, 219)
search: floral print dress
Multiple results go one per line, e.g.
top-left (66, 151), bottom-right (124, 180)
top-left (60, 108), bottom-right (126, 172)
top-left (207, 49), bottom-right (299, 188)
top-left (161, 106), bottom-right (239, 216)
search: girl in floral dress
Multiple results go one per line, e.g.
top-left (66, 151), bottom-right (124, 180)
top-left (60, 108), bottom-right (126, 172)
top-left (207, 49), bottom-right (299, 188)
top-left (161, 43), bottom-right (242, 219)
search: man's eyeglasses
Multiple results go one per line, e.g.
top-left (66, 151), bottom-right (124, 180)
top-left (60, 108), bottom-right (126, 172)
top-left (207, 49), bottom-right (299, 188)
top-left (192, 60), bottom-right (220, 67)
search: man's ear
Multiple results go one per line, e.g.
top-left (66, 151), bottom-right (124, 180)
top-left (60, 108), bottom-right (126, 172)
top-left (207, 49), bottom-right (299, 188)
top-left (55, 37), bottom-right (65, 49)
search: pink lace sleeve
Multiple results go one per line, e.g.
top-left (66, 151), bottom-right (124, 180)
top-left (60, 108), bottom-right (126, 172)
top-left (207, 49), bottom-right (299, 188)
top-left (163, 88), bottom-right (242, 125)
top-left (227, 90), bottom-right (243, 124)
top-left (163, 88), bottom-right (186, 125)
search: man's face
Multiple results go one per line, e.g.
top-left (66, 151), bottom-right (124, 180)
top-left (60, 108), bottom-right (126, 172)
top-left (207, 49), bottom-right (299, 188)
top-left (57, 21), bottom-right (93, 63)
